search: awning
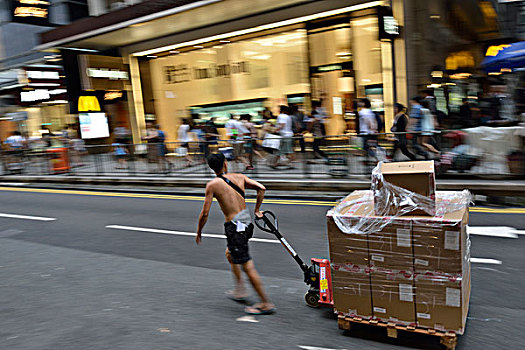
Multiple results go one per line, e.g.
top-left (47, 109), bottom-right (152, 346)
top-left (481, 41), bottom-right (525, 72)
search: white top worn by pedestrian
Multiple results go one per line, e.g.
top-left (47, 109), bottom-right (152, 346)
top-left (277, 113), bottom-right (293, 137)
top-left (178, 124), bottom-right (191, 143)
top-left (4, 135), bottom-right (25, 148)
top-left (358, 108), bottom-right (377, 134)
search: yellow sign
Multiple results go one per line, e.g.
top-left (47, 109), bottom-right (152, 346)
top-left (320, 279), bottom-right (328, 290)
top-left (78, 96), bottom-right (101, 112)
top-left (485, 45), bottom-right (511, 57)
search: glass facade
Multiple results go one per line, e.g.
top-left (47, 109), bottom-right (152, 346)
top-left (145, 12), bottom-right (387, 141)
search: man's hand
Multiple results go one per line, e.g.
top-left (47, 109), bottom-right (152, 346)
top-left (195, 232), bottom-right (202, 245)
top-left (255, 210), bottom-right (264, 218)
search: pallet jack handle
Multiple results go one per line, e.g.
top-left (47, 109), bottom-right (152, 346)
top-left (254, 211), bottom-right (309, 274)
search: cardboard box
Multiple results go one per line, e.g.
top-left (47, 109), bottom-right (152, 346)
top-left (414, 265), bottom-right (471, 334)
top-left (412, 194), bottom-right (469, 274)
top-left (373, 161), bottom-right (436, 216)
top-left (368, 220), bottom-right (413, 271)
top-left (371, 269), bottom-right (416, 324)
top-left (331, 265), bottom-right (373, 319)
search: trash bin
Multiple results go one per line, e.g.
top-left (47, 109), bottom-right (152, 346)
top-left (47, 147), bottom-right (70, 173)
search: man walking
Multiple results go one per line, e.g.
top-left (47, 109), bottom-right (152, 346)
top-left (196, 153), bottom-right (275, 315)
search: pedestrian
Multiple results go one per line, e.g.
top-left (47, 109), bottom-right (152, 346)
top-left (240, 114), bottom-right (260, 170)
top-left (290, 104), bottom-right (306, 153)
top-left (309, 100), bottom-right (327, 160)
top-left (113, 142), bottom-right (128, 169)
top-left (177, 118), bottom-right (193, 167)
top-left (143, 121), bottom-right (160, 171)
top-left (408, 96), bottom-right (428, 159)
top-left (420, 100), bottom-right (440, 157)
top-left (155, 124), bottom-right (173, 172)
top-left (459, 98), bottom-right (472, 128)
top-left (4, 131), bottom-right (26, 150)
top-left (391, 103), bottom-right (416, 161)
top-left (114, 121), bottom-right (131, 144)
top-left (276, 105), bottom-right (295, 165)
top-left (203, 118), bottom-right (219, 158)
top-left (358, 98), bottom-right (378, 160)
top-left (196, 153), bottom-right (275, 315)
top-left (226, 115), bottom-right (249, 169)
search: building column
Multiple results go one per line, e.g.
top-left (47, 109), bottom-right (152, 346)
top-left (392, 0), bottom-right (408, 107)
top-left (381, 41), bottom-right (395, 131)
top-left (125, 55), bottom-right (146, 144)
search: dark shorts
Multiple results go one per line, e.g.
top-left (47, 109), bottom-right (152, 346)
top-left (224, 221), bottom-right (254, 264)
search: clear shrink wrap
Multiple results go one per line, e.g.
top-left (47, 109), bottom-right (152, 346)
top-left (326, 164), bottom-right (471, 333)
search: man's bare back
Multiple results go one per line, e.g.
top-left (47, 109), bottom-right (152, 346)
top-left (208, 173), bottom-right (248, 222)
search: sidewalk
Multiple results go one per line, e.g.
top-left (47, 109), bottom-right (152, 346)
top-left (0, 174), bottom-right (524, 197)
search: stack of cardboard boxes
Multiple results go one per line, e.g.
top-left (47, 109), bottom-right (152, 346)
top-left (327, 161), bottom-right (470, 334)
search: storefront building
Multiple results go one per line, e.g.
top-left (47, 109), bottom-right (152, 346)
top-left (37, 0), bottom-right (409, 143)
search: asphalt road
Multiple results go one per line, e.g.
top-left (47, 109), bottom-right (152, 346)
top-left (0, 186), bottom-right (524, 350)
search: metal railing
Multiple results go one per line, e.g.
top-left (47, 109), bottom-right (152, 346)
top-left (1, 130), bottom-right (524, 179)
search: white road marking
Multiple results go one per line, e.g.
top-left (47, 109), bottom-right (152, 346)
top-left (236, 315), bottom-right (259, 323)
top-left (470, 258), bottom-right (502, 265)
top-left (468, 226), bottom-right (525, 238)
top-left (0, 213), bottom-right (56, 221)
top-left (105, 225), bottom-right (280, 244)
top-left (298, 346), bottom-right (348, 350)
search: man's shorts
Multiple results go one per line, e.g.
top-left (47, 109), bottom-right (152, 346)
top-left (280, 137), bottom-right (294, 155)
top-left (224, 222), bottom-right (254, 264)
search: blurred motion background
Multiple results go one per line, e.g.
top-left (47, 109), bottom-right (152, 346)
top-left (0, 0), bottom-right (523, 179)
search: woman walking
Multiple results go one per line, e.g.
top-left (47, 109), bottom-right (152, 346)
top-left (391, 103), bottom-right (416, 161)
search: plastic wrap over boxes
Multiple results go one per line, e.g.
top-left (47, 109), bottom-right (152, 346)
top-left (327, 189), bottom-right (471, 334)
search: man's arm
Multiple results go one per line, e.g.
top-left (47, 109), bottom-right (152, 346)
top-left (196, 184), bottom-right (214, 244)
top-left (244, 176), bottom-right (266, 218)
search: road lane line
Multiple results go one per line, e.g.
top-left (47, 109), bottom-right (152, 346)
top-left (0, 213), bottom-right (56, 221)
top-left (105, 225), bottom-right (280, 244)
top-left (467, 226), bottom-right (519, 238)
top-left (470, 258), bottom-right (502, 265)
top-left (1, 187), bottom-right (524, 213)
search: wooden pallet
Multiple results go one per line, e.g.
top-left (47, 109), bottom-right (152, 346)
top-left (337, 315), bottom-right (458, 350)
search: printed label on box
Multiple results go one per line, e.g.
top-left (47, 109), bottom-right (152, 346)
top-left (445, 231), bottom-right (460, 250)
top-left (414, 258), bottom-right (429, 266)
top-left (399, 284), bottom-right (413, 302)
top-left (446, 287), bottom-right (461, 307)
top-left (371, 255), bottom-right (384, 262)
top-left (417, 313), bottom-right (431, 319)
top-left (374, 307), bottom-right (386, 314)
top-left (397, 228), bottom-right (411, 247)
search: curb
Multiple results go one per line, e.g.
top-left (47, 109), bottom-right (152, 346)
top-left (1, 175), bottom-right (524, 196)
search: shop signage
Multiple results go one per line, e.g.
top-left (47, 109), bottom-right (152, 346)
top-left (87, 68), bottom-right (129, 80)
top-left (79, 112), bottom-right (110, 139)
top-left (26, 70), bottom-right (60, 80)
top-left (164, 61), bottom-right (250, 84)
top-left (20, 88), bottom-right (66, 102)
top-left (378, 6), bottom-right (399, 40)
top-left (310, 62), bottom-right (352, 74)
top-left (11, 0), bottom-right (50, 26)
top-left (104, 91), bottom-right (123, 100)
top-left (78, 95), bottom-right (102, 112)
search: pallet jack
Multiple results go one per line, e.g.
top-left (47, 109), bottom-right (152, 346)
top-left (254, 210), bottom-right (333, 308)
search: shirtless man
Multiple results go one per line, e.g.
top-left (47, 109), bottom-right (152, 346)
top-left (196, 153), bottom-right (275, 315)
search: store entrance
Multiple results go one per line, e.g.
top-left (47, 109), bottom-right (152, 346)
top-left (308, 18), bottom-right (355, 134)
